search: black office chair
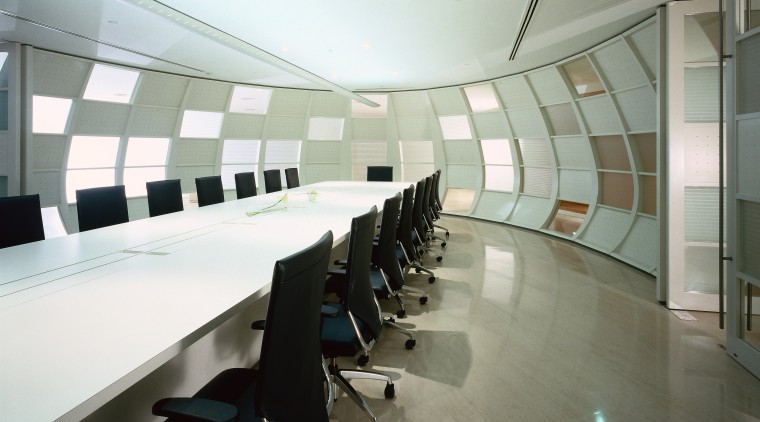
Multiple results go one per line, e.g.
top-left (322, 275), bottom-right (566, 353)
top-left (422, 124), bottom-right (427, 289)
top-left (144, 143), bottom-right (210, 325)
top-left (146, 179), bottom-right (183, 217)
top-left (195, 176), bottom-right (224, 207)
top-left (234, 172), bottom-right (257, 199)
top-left (153, 231), bottom-right (335, 422)
top-left (263, 169), bottom-right (282, 193)
top-left (366, 166), bottom-right (393, 182)
top-left (321, 206), bottom-right (395, 421)
top-left (0, 194), bottom-right (45, 249)
top-left (397, 184), bottom-right (436, 283)
top-left (422, 175), bottom-right (446, 248)
top-left (285, 167), bottom-right (300, 189)
top-left (76, 185), bottom-right (129, 232)
top-left (431, 170), bottom-right (450, 237)
top-left (413, 178), bottom-right (442, 263)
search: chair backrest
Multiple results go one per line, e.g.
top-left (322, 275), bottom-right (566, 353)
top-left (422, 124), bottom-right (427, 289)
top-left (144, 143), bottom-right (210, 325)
top-left (263, 169), bottom-right (282, 193)
top-left (345, 206), bottom-right (382, 338)
top-left (76, 185), bottom-right (129, 232)
top-left (411, 178), bottom-right (427, 241)
top-left (146, 179), bottom-right (183, 217)
top-left (396, 185), bottom-right (416, 259)
top-left (234, 172), bottom-right (257, 199)
top-left (366, 166), bottom-right (393, 182)
top-left (284, 167), bottom-right (300, 189)
top-left (0, 194), bottom-right (45, 249)
top-left (429, 172), bottom-right (440, 218)
top-left (194, 176), bottom-right (224, 207)
top-left (256, 230), bottom-right (333, 422)
top-left (434, 169), bottom-right (443, 209)
top-left (422, 175), bottom-right (434, 227)
top-left (377, 193), bottom-right (404, 290)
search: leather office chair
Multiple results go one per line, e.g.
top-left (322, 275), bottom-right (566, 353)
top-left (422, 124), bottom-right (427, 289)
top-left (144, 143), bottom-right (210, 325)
top-left (284, 167), bottom-right (300, 189)
top-left (413, 178), bottom-right (442, 263)
top-left (366, 166), bottom-right (393, 182)
top-left (263, 169), bottom-right (282, 193)
top-left (146, 179), bottom-right (183, 217)
top-left (431, 170), bottom-right (450, 237)
top-left (422, 175), bottom-right (446, 248)
top-left (76, 185), bottom-right (129, 232)
top-left (153, 230), bottom-right (335, 422)
top-left (195, 176), bottom-right (225, 207)
top-left (0, 194), bottom-right (45, 249)
top-left (397, 184), bottom-right (436, 283)
top-left (321, 206), bottom-right (395, 421)
top-left (234, 172), bottom-right (257, 199)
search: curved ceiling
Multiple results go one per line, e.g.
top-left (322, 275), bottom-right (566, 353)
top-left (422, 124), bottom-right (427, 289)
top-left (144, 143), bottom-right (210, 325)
top-left (0, 0), bottom-right (663, 92)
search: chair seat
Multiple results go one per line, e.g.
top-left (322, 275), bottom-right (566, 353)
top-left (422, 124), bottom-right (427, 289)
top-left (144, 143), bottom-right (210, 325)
top-left (320, 305), bottom-right (373, 358)
top-left (370, 267), bottom-right (392, 299)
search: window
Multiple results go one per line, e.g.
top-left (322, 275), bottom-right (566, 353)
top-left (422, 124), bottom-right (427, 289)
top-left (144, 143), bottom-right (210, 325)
top-left (66, 136), bottom-right (119, 202)
top-left (308, 117), bottom-right (344, 140)
top-left (480, 139), bottom-right (514, 192)
top-left (221, 140), bottom-right (260, 189)
top-left (229, 86), bottom-right (271, 114)
top-left (83, 64), bottom-right (140, 103)
top-left (464, 84), bottom-right (499, 112)
top-left (180, 110), bottom-right (224, 138)
top-left (563, 57), bottom-right (605, 98)
top-left (33, 96), bottom-right (73, 134)
top-left (351, 94), bottom-right (388, 118)
top-left (123, 137), bottom-right (170, 197)
top-left (438, 115), bottom-right (472, 140)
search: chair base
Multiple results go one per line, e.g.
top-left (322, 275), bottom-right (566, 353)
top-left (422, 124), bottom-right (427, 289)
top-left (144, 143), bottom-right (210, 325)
top-left (329, 360), bottom-right (395, 422)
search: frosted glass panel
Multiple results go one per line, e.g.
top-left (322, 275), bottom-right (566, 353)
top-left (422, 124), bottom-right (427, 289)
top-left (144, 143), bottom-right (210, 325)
top-left (124, 167), bottom-right (165, 197)
top-left (265, 140), bottom-right (301, 163)
top-left (485, 165), bottom-right (514, 192)
top-left (66, 169), bottom-right (115, 203)
top-left (464, 84), bottom-right (499, 112)
top-left (480, 139), bottom-right (513, 165)
top-left (563, 57), bottom-right (605, 97)
top-left (125, 137), bottom-right (169, 167)
top-left (33, 96), bottom-right (72, 134)
top-left (438, 115), bottom-right (472, 140)
top-left (229, 86), bottom-right (271, 114)
top-left (180, 110), bottom-right (224, 138)
top-left (83, 64), bottom-right (139, 104)
top-left (351, 142), bottom-right (387, 180)
top-left (222, 140), bottom-right (260, 164)
top-left (68, 136), bottom-right (119, 169)
top-left (308, 117), bottom-right (344, 140)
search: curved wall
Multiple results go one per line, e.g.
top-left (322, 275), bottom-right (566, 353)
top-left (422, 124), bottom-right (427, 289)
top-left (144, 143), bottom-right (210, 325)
top-left (22, 17), bottom-right (659, 272)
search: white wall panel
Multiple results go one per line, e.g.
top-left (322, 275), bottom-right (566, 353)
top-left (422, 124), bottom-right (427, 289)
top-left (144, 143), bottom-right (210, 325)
top-left (396, 117), bottom-right (431, 140)
top-left (494, 76), bottom-right (536, 109)
top-left (126, 197), bottom-right (149, 221)
top-left (508, 195), bottom-right (551, 228)
top-left (522, 167), bottom-right (553, 197)
top-left (526, 67), bottom-right (572, 105)
top-left (445, 164), bottom-right (478, 189)
top-left (33, 51), bottom-right (89, 97)
top-left (471, 112), bottom-right (509, 139)
top-left (443, 140), bottom-right (478, 164)
top-left (473, 191), bottom-right (514, 221)
top-left (553, 136), bottom-right (592, 169)
top-left (625, 23), bottom-right (658, 81)
top-left (518, 138), bottom-right (552, 167)
top-left (222, 114), bottom-right (265, 139)
top-left (351, 118), bottom-right (387, 140)
top-left (185, 80), bottom-right (231, 112)
top-left (578, 96), bottom-right (623, 134)
top-left (174, 165), bottom-right (215, 193)
top-left (72, 101), bottom-right (130, 135)
top-left (591, 40), bottom-right (648, 91)
top-left (268, 89), bottom-right (310, 116)
top-left (33, 135), bottom-right (65, 170)
top-left (31, 171), bottom-right (61, 206)
top-left (738, 119), bottom-right (760, 197)
top-left (507, 107), bottom-right (546, 138)
top-left (400, 141), bottom-right (434, 163)
top-left (428, 87), bottom-right (467, 115)
top-left (390, 91), bottom-right (429, 116)
top-left (580, 207), bottom-right (630, 251)
top-left (304, 163), bottom-right (340, 183)
top-left (402, 163), bottom-right (434, 183)
top-left (309, 91), bottom-right (347, 117)
top-left (544, 103), bottom-right (581, 136)
top-left (130, 106), bottom-right (179, 137)
top-left (617, 216), bottom-right (658, 270)
top-left (135, 73), bottom-right (188, 108)
top-left (174, 139), bottom-right (218, 165)
top-left (558, 170), bottom-right (593, 203)
top-left (306, 141), bottom-right (341, 163)
top-left (266, 116), bottom-right (305, 139)
top-left (615, 87), bottom-right (656, 132)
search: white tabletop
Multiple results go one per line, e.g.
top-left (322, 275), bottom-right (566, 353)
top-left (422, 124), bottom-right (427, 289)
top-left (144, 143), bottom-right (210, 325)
top-left (0, 181), bottom-right (409, 422)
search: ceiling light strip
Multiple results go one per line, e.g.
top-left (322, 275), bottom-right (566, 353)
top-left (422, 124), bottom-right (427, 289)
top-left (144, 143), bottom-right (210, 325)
top-left (131, 0), bottom-right (378, 107)
top-left (0, 9), bottom-right (206, 73)
top-left (509, 0), bottom-right (540, 61)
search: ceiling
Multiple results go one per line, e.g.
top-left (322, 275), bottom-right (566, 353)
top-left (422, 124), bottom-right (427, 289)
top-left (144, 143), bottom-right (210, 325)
top-left (0, 0), bottom-right (663, 93)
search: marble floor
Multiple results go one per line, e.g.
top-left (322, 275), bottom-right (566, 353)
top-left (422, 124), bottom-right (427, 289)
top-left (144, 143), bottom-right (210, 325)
top-left (327, 216), bottom-right (760, 421)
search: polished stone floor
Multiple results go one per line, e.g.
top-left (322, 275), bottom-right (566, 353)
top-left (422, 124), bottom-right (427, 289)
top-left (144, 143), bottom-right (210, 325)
top-left (328, 216), bottom-right (760, 421)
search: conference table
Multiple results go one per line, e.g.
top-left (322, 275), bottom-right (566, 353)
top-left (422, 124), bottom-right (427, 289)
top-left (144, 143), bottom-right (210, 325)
top-left (0, 181), bottom-right (409, 422)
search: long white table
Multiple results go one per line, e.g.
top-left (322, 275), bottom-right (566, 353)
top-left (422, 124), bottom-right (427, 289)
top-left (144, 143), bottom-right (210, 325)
top-left (0, 181), bottom-right (409, 422)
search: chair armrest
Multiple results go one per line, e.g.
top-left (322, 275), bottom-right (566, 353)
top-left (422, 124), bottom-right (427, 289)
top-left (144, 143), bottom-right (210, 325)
top-left (333, 259), bottom-right (348, 266)
top-left (251, 320), bottom-right (266, 330)
top-left (327, 268), bottom-right (347, 277)
top-left (152, 397), bottom-right (237, 422)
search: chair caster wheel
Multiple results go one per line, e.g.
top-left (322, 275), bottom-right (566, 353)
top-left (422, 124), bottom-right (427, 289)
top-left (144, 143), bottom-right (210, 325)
top-left (445, 232), bottom-right (450, 238)
top-left (396, 309), bottom-right (406, 318)
top-left (441, 242), bottom-right (447, 247)
top-left (436, 256), bottom-right (442, 262)
top-left (405, 339), bottom-right (416, 350)
top-left (387, 316), bottom-right (396, 323)
top-left (384, 384), bottom-right (395, 399)
top-left (357, 354), bottom-right (369, 366)
top-left (415, 268), bottom-right (421, 274)
top-left (428, 276), bottom-right (436, 283)
top-left (419, 296), bottom-right (428, 304)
